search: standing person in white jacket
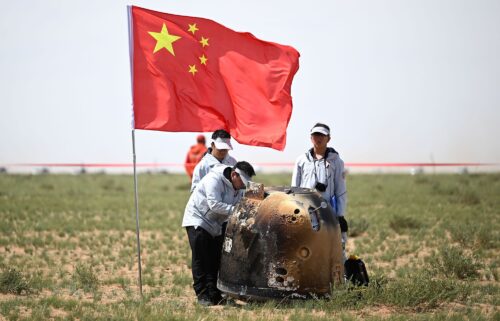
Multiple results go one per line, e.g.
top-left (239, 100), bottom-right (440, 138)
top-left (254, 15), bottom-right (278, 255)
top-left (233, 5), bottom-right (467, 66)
top-left (182, 161), bottom-right (256, 306)
top-left (190, 129), bottom-right (237, 193)
top-left (291, 123), bottom-right (348, 262)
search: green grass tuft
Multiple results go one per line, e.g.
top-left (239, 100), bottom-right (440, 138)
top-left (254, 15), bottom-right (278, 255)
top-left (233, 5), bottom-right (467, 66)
top-left (0, 268), bottom-right (32, 295)
top-left (349, 217), bottom-right (370, 237)
top-left (389, 215), bottom-right (423, 233)
top-left (429, 246), bottom-right (481, 279)
top-left (72, 263), bottom-right (99, 293)
top-left (378, 271), bottom-right (471, 310)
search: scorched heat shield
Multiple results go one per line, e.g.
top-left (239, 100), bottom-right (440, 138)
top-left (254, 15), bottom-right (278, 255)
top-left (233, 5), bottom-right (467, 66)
top-left (218, 186), bottom-right (344, 300)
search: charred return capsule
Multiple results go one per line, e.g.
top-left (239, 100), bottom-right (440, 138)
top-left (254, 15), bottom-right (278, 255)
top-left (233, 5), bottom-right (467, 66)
top-left (217, 185), bottom-right (344, 300)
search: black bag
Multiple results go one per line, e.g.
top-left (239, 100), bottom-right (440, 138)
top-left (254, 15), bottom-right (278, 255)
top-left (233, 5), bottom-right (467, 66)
top-left (344, 256), bottom-right (369, 286)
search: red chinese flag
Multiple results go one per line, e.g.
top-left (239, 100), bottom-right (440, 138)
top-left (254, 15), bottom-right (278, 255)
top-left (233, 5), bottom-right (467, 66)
top-left (130, 6), bottom-right (300, 150)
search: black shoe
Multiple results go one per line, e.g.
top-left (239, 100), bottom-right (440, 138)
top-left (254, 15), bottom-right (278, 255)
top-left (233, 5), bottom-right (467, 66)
top-left (210, 292), bottom-right (223, 305)
top-left (207, 286), bottom-right (223, 305)
top-left (197, 294), bottom-right (214, 306)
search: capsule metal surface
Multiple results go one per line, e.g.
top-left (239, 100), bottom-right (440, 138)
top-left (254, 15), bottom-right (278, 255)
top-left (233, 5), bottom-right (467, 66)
top-left (217, 186), bottom-right (344, 300)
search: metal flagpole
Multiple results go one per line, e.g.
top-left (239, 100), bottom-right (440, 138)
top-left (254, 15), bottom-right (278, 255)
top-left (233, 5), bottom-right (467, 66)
top-left (128, 7), bottom-right (143, 298)
top-left (131, 129), bottom-right (143, 297)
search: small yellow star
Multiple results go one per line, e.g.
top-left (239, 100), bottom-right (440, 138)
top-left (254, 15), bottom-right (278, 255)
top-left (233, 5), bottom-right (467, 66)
top-left (199, 37), bottom-right (209, 47)
top-left (199, 54), bottom-right (208, 65)
top-left (188, 23), bottom-right (199, 34)
top-left (148, 23), bottom-right (181, 56)
top-left (188, 64), bottom-right (198, 75)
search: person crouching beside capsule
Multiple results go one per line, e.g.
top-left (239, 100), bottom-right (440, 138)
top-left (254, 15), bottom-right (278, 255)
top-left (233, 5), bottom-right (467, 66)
top-left (182, 161), bottom-right (256, 306)
top-left (291, 122), bottom-right (349, 262)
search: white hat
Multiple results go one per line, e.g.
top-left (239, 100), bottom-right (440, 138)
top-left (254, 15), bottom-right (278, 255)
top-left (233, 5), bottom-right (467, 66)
top-left (212, 137), bottom-right (233, 150)
top-left (310, 126), bottom-right (330, 136)
top-left (235, 168), bottom-right (252, 187)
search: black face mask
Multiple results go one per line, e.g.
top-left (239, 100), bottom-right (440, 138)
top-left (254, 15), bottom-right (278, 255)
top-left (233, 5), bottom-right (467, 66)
top-left (315, 182), bottom-right (327, 192)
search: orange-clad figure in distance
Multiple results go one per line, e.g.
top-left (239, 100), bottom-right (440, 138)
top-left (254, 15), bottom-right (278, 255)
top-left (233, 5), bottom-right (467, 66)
top-left (184, 135), bottom-right (208, 179)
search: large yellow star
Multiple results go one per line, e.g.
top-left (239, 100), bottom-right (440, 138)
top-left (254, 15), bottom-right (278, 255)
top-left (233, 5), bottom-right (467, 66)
top-left (199, 54), bottom-right (208, 65)
top-left (188, 64), bottom-right (198, 76)
top-left (148, 23), bottom-right (181, 56)
top-left (188, 23), bottom-right (199, 34)
top-left (199, 37), bottom-right (209, 47)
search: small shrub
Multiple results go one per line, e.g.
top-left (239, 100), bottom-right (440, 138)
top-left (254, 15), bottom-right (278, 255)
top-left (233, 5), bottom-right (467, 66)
top-left (326, 272), bottom-right (471, 312)
top-left (100, 179), bottom-right (115, 191)
top-left (40, 183), bottom-right (55, 190)
top-left (492, 267), bottom-right (500, 282)
top-left (429, 245), bottom-right (481, 279)
top-left (349, 218), bottom-right (369, 237)
top-left (448, 222), bottom-right (477, 247)
top-left (328, 287), bottom-right (366, 310)
top-left (389, 215), bottom-right (422, 234)
top-left (29, 271), bottom-right (49, 291)
top-left (432, 182), bottom-right (460, 196)
top-left (476, 227), bottom-right (498, 249)
top-left (72, 263), bottom-right (99, 292)
top-left (413, 175), bottom-right (430, 184)
top-left (448, 223), bottom-right (498, 249)
top-left (379, 271), bottom-right (470, 310)
top-left (459, 191), bottom-right (481, 205)
top-left (0, 268), bottom-right (32, 295)
top-left (174, 182), bottom-right (191, 191)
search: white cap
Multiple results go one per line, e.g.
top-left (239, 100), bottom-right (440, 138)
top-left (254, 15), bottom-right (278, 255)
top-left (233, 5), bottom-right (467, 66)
top-left (235, 168), bottom-right (252, 187)
top-left (212, 137), bottom-right (233, 150)
top-left (310, 126), bottom-right (330, 136)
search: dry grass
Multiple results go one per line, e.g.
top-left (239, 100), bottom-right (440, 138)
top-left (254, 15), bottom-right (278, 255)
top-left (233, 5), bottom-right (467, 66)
top-left (0, 173), bottom-right (499, 320)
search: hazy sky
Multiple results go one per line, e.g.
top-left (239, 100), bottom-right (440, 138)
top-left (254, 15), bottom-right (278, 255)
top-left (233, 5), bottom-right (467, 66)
top-left (1, 0), bottom-right (499, 171)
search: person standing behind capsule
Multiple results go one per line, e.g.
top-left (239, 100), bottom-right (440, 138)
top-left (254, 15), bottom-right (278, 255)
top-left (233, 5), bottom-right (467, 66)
top-left (190, 129), bottom-right (237, 193)
top-left (291, 123), bottom-right (348, 262)
top-left (184, 134), bottom-right (208, 179)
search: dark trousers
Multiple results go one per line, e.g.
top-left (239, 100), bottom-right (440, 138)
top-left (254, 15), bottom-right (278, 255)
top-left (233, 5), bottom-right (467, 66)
top-left (186, 225), bottom-right (225, 298)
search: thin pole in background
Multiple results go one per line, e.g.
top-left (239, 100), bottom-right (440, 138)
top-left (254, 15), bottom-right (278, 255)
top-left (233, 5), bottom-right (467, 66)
top-left (131, 129), bottom-right (143, 297)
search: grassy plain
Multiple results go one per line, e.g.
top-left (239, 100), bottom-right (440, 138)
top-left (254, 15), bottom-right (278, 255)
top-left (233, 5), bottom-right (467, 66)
top-left (0, 173), bottom-right (499, 320)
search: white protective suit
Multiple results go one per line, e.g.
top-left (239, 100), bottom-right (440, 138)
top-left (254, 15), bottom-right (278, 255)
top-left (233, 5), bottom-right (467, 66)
top-left (183, 166), bottom-right (243, 237)
top-left (291, 147), bottom-right (347, 217)
top-left (190, 152), bottom-right (237, 193)
top-left (291, 147), bottom-right (348, 261)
